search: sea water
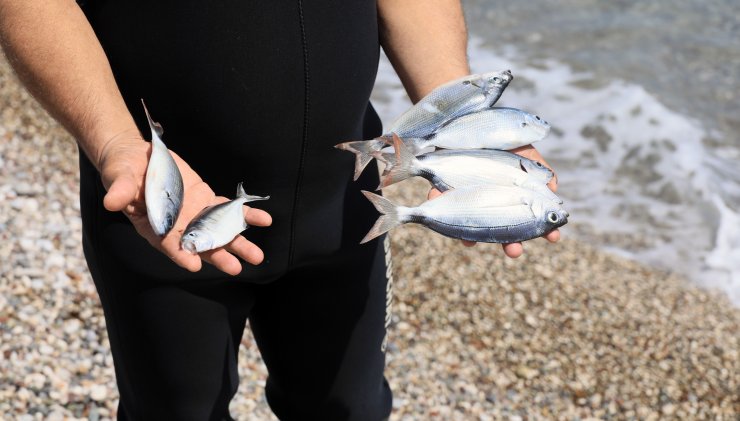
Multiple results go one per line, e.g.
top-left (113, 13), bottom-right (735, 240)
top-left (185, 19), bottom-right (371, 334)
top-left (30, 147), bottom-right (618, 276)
top-left (371, 0), bottom-right (740, 305)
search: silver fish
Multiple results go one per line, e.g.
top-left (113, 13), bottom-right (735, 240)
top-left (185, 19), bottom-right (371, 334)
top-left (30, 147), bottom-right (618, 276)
top-left (143, 100), bottom-right (184, 236)
top-left (377, 134), bottom-right (555, 195)
top-left (383, 107), bottom-right (551, 155)
top-left (181, 183), bottom-right (269, 254)
top-left (360, 186), bottom-right (568, 244)
top-left (335, 70), bottom-right (513, 180)
top-left (388, 70), bottom-right (514, 138)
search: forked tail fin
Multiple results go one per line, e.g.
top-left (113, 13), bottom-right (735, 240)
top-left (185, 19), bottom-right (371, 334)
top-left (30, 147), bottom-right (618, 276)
top-left (377, 133), bottom-right (421, 190)
top-left (360, 190), bottom-right (403, 244)
top-left (141, 99), bottom-right (164, 141)
top-left (334, 136), bottom-right (390, 181)
top-left (236, 182), bottom-right (270, 203)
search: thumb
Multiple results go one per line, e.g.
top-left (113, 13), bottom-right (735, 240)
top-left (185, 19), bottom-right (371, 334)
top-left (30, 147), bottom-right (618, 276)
top-left (103, 173), bottom-right (139, 212)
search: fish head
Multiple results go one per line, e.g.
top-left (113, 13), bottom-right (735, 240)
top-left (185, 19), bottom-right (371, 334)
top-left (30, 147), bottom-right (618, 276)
top-left (519, 159), bottom-right (554, 183)
top-left (543, 206), bottom-right (569, 231)
top-left (479, 70), bottom-right (513, 94)
top-left (149, 204), bottom-right (179, 237)
top-left (181, 230), bottom-right (214, 255)
top-left (520, 112), bottom-right (551, 140)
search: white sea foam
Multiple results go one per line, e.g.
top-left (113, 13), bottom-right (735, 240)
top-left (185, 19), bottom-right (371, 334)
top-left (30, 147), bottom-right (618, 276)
top-left (371, 40), bottom-right (740, 306)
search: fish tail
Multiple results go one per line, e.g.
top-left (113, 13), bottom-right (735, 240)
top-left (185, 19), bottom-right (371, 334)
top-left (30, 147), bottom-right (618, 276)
top-left (360, 190), bottom-right (403, 244)
top-left (140, 99), bottom-right (164, 140)
top-left (378, 133), bottom-right (421, 189)
top-left (236, 182), bottom-right (270, 203)
top-left (334, 137), bottom-right (389, 181)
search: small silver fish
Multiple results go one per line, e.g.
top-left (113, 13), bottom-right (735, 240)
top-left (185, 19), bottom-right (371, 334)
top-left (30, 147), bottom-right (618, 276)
top-left (360, 186), bottom-right (567, 244)
top-left (377, 134), bottom-right (554, 194)
top-left (388, 70), bottom-right (514, 138)
top-left (181, 183), bottom-right (269, 254)
top-left (336, 70), bottom-right (513, 180)
top-left (143, 100), bottom-right (184, 236)
top-left (381, 107), bottom-right (551, 156)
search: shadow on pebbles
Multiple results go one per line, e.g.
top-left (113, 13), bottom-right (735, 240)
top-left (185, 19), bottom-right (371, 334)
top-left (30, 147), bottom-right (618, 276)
top-left (0, 58), bottom-right (738, 420)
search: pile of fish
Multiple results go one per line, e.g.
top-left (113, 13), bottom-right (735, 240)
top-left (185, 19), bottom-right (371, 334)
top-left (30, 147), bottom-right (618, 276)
top-left (141, 100), bottom-right (268, 254)
top-left (335, 70), bottom-right (568, 244)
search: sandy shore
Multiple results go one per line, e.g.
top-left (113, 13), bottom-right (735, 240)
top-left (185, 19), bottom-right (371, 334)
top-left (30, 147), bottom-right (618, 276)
top-left (1, 59), bottom-right (738, 420)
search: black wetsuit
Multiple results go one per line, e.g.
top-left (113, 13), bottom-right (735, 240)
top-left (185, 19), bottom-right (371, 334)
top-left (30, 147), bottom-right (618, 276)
top-left (78, 1), bottom-right (392, 419)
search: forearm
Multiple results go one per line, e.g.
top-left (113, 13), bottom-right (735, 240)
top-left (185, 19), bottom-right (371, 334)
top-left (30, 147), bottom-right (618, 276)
top-left (0, 0), bottom-right (141, 170)
top-left (378, 0), bottom-right (470, 103)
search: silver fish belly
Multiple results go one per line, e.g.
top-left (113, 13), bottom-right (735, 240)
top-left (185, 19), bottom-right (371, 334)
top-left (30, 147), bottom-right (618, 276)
top-left (389, 70), bottom-right (513, 139)
top-left (378, 135), bottom-right (554, 192)
top-left (397, 107), bottom-right (551, 154)
top-left (181, 183), bottom-right (269, 254)
top-left (361, 186), bottom-right (567, 244)
top-left (142, 100), bottom-right (184, 236)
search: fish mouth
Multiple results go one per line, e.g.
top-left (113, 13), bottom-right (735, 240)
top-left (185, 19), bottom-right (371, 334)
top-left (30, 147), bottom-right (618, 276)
top-left (182, 241), bottom-right (198, 255)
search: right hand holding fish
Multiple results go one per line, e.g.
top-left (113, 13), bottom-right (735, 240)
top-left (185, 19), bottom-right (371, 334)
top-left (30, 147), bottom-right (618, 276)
top-left (97, 132), bottom-right (272, 275)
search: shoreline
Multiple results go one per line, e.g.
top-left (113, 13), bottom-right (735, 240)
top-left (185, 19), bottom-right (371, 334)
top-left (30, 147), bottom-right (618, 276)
top-left (1, 59), bottom-right (738, 420)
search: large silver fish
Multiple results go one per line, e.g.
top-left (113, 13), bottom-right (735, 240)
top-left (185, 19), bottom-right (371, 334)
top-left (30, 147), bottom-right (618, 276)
top-left (181, 183), bottom-right (269, 254)
top-left (143, 100), bottom-right (184, 236)
top-left (360, 186), bottom-right (568, 244)
top-left (378, 135), bottom-right (555, 197)
top-left (381, 107), bottom-right (551, 156)
top-left (336, 70), bottom-right (513, 180)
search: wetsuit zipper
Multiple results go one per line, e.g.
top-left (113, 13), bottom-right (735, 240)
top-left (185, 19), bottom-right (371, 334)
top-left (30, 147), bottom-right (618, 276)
top-left (288, 0), bottom-right (311, 266)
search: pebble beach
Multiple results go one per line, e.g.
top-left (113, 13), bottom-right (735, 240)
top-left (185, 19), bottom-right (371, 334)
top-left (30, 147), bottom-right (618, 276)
top-left (1, 53), bottom-right (739, 421)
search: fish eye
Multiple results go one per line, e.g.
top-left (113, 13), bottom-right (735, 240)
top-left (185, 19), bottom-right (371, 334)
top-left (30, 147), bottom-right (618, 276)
top-left (536, 162), bottom-right (544, 168)
top-left (493, 77), bottom-right (501, 83)
top-left (547, 212), bottom-right (559, 223)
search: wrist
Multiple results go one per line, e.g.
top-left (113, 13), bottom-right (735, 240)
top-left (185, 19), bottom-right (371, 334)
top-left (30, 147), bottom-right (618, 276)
top-left (89, 127), bottom-right (146, 172)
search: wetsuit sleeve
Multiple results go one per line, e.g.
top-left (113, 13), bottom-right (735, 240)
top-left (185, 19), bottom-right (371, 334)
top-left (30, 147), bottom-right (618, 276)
top-left (378, 0), bottom-right (470, 102)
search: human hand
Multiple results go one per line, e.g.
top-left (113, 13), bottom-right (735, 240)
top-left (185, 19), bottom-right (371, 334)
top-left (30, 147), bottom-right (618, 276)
top-left (426, 145), bottom-right (560, 258)
top-left (96, 131), bottom-right (272, 275)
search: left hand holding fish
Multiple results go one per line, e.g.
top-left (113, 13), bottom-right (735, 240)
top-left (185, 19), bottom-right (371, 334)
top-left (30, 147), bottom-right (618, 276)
top-left (426, 144), bottom-right (560, 258)
top-left (100, 137), bottom-right (272, 275)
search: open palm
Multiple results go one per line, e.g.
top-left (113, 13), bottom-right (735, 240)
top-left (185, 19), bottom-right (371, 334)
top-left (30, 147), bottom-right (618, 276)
top-left (97, 135), bottom-right (272, 275)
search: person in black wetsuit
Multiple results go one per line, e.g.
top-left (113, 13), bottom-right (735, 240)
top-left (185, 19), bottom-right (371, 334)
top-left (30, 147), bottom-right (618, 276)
top-left (0, 1), bottom-right (560, 419)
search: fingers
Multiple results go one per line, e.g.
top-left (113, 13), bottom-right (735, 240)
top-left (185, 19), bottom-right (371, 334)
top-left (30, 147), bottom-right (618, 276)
top-left (545, 228), bottom-right (560, 243)
top-left (244, 207), bottom-right (272, 227)
top-left (200, 249), bottom-right (243, 276)
top-left (226, 235), bottom-right (265, 265)
top-left (427, 188), bottom-right (442, 200)
top-left (502, 242), bottom-right (524, 258)
top-left (103, 174), bottom-right (139, 212)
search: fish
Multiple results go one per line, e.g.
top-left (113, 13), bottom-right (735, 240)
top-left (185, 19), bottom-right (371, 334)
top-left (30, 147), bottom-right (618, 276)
top-left (181, 183), bottom-right (269, 254)
top-left (335, 70), bottom-right (513, 180)
top-left (377, 134), bottom-right (555, 196)
top-left (380, 107), bottom-right (551, 156)
top-left (387, 70), bottom-right (514, 138)
top-left (360, 186), bottom-right (568, 244)
top-left (143, 100), bottom-right (184, 236)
